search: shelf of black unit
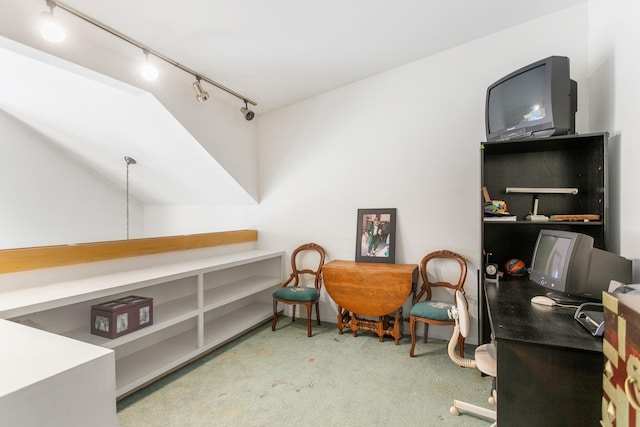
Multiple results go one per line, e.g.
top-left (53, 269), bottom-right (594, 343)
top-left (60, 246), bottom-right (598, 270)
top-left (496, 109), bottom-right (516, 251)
top-left (483, 220), bottom-right (604, 226)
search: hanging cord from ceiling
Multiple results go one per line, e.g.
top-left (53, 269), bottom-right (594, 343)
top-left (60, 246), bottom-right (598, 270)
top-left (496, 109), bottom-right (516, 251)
top-left (124, 156), bottom-right (137, 240)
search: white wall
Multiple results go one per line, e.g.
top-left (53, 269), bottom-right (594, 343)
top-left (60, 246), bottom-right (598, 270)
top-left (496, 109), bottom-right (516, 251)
top-left (588, 0), bottom-right (640, 278)
top-left (0, 110), bottom-right (143, 248)
top-left (143, 205), bottom-right (257, 237)
top-left (257, 5), bottom-right (590, 344)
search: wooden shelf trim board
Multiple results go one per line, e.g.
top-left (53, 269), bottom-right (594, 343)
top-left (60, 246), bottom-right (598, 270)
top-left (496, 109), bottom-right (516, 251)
top-left (0, 230), bottom-right (258, 274)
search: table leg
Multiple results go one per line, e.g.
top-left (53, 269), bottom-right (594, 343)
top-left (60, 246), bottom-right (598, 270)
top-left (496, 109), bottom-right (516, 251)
top-left (337, 306), bottom-right (344, 335)
top-left (351, 315), bottom-right (358, 337)
top-left (393, 309), bottom-right (402, 345)
top-left (377, 316), bottom-right (385, 342)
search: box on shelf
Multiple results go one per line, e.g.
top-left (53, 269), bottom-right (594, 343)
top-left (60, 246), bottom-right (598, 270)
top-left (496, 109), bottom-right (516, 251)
top-left (91, 296), bottom-right (153, 339)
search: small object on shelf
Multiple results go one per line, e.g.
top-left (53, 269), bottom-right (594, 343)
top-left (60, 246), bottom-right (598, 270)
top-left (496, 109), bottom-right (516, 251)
top-left (505, 187), bottom-right (579, 195)
top-left (482, 186), bottom-right (491, 203)
top-left (525, 214), bottom-right (549, 222)
top-left (550, 214), bottom-right (600, 222)
top-left (524, 195), bottom-right (549, 221)
top-left (485, 200), bottom-right (508, 214)
top-left (483, 188), bottom-right (515, 220)
top-left (91, 295), bottom-right (153, 339)
top-left (484, 215), bottom-right (516, 222)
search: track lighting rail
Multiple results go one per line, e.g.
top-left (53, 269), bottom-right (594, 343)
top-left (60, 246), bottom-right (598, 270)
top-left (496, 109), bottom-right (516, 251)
top-left (50, 0), bottom-right (257, 106)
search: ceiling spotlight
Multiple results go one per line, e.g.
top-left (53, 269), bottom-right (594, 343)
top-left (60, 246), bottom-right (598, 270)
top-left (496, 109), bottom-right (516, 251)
top-left (40, 0), bottom-right (65, 43)
top-left (241, 100), bottom-right (255, 121)
top-left (192, 76), bottom-right (209, 102)
top-left (140, 49), bottom-right (159, 81)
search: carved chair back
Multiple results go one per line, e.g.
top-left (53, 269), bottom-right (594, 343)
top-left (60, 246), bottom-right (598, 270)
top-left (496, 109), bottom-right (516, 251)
top-left (286, 242), bottom-right (326, 289)
top-left (413, 250), bottom-right (467, 305)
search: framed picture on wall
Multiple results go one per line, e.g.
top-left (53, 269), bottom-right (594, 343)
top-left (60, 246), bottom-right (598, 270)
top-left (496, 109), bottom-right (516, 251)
top-left (355, 208), bottom-right (396, 263)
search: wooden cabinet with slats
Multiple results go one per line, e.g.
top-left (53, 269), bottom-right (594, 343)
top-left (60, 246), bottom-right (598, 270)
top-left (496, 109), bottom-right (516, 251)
top-left (602, 292), bottom-right (640, 426)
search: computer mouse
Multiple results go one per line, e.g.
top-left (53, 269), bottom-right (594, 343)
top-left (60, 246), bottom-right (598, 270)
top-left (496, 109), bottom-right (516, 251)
top-left (531, 295), bottom-right (557, 306)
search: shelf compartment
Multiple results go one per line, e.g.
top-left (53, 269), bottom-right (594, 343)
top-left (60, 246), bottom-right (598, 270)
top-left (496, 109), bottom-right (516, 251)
top-left (10, 279), bottom-right (199, 347)
top-left (114, 318), bottom-right (199, 397)
top-left (483, 220), bottom-right (604, 226)
top-left (203, 275), bottom-right (280, 312)
top-left (202, 300), bottom-right (272, 349)
top-left (203, 257), bottom-right (282, 288)
top-left (67, 295), bottom-right (199, 348)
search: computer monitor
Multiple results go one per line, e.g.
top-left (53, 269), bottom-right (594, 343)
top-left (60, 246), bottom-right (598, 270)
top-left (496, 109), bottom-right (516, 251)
top-left (529, 229), bottom-right (631, 303)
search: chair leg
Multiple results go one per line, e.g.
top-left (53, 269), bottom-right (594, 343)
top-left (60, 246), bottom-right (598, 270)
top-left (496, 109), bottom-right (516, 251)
top-left (292, 305), bottom-right (297, 322)
top-left (423, 323), bottom-right (430, 343)
top-left (305, 302), bottom-right (312, 337)
top-left (409, 316), bottom-right (417, 357)
top-left (450, 399), bottom-right (496, 422)
top-left (458, 335), bottom-right (465, 358)
top-left (315, 301), bottom-right (321, 325)
top-left (271, 299), bottom-right (278, 332)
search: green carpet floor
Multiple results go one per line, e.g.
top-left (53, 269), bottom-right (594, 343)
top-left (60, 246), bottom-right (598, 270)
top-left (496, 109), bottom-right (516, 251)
top-left (117, 319), bottom-right (493, 426)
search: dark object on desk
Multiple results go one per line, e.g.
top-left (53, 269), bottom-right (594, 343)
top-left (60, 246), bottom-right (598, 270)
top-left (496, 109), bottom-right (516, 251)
top-left (574, 302), bottom-right (604, 336)
top-left (529, 229), bottom-right (632, 302)
top-left (485, 263), bottom-right (499, 281)
top-left (504, 258), bottom-right (526, 276)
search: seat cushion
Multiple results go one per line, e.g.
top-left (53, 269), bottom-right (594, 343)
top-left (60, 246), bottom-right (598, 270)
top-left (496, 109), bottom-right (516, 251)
top-left (273, 287), bottom-right (320, 302)
top-left (410, 301), bottom-right (455, 321)
top-left (475, 343), bottom-right (497, 377)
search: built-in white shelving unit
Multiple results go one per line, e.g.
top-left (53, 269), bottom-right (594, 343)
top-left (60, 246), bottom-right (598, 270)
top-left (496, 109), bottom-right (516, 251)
top-left (0, 319), bottom-right (117, 427)
top-left (0, 249), bottom-right (284, 398)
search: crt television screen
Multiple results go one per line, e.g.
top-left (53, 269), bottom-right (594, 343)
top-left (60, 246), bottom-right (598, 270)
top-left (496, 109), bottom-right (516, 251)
top-left (531, 234), bottom-right (571, 279)
top-left (487, 64), bottom-right (546, 134)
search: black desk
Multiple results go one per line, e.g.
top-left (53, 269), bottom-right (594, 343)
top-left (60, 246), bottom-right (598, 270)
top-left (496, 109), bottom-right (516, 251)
top-left (485, 279), bottom-right (602, 426)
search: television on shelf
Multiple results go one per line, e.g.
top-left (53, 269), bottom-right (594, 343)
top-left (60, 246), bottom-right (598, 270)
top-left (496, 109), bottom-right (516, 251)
top-left (485, 56), bottom-right (577, 142)
top-left (529, 229), bottom-right (631, 303)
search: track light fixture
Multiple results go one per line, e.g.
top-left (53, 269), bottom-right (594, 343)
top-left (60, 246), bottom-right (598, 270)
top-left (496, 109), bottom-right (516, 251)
top-left (40, 0), bottom-right (65, 43)
top-left (192, 76), bottom-right (209, 102)
top-left (241, 100), bottom-right (255, 121)
top-left (39, 1), bottom-right (257, 110)
top-left (140, 49), bottom-right (159, 81)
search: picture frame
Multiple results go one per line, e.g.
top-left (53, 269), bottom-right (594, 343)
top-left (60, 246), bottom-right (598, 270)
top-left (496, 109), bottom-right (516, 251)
top-left (355, 208), bottom-right (396, 263)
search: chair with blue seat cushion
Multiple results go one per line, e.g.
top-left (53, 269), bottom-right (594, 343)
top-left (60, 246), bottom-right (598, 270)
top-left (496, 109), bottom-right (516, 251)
top-left (409, 250), bottom-right (467, 357)
top-left (272, 243), bottom-right (326, 337)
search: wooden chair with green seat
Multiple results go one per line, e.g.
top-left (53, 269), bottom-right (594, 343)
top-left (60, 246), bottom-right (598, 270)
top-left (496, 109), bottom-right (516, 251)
top-left (409, 250), bottom-right (468, 357)
top-left (272, 242), bottom-right (326, 337)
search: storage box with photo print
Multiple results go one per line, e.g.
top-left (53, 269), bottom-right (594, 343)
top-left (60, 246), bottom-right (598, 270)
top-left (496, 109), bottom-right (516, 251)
top-left (91, 296), bottom-right (153, 339)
